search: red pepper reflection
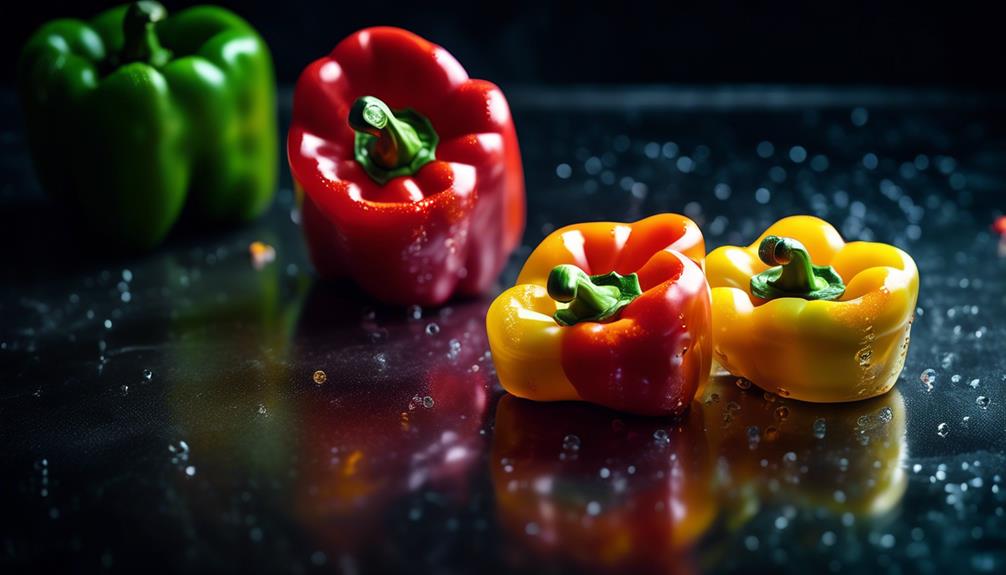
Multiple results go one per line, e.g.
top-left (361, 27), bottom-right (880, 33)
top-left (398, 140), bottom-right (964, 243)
top-left (292, 285), bottom-right (491, 551)
top-left (491, 396), bottom-right (715, 574)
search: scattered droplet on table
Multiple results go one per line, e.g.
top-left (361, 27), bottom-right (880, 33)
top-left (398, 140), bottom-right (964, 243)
top-left (813, 418), bottom-right (827, 439)
top-left (976, 396), bottom-right (991, 409)
top-left (653, 429), bottom-right (670, 446)
top-left (562, 434), bottom-right (581, 451)
top-left (312, 370), bottom-right (327, 385)
top-left (920, 368), bottom-right (937, 391)
top-left (937, 422), bottom-right (950, 438)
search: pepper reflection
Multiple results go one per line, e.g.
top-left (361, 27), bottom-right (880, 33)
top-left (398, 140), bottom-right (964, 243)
top-left (491, 396), bottom-right (715, 574)
top-left (292, 284), bottom-right (491, 552)
top-left (704, 376), bottom-right (907, 519)
top-left (490, 377), bottom-right (907, 572)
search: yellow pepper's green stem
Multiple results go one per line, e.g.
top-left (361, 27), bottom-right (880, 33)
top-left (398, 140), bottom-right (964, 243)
top-left (751, 235), bottom-right (845, 301)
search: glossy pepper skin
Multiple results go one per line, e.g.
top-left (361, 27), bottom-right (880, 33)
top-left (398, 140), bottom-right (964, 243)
top-left (18, 2), bottom-right (277, 251)
top-left (288, 27), bottom-right (525, 306)
top-left (706, 215), bottom-right (919, 403)
top-left (486, 214), bottom-right (711, 416)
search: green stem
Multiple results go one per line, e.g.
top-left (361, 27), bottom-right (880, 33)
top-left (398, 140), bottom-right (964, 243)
top-left (349, 97), bottom-right (425, 168)
top-left (750, 235), bottom-right (846, 301)
top-left (547, 264), bottom-right (642, 326)
top-left (758, 236), bottom-right (826, 292)
top-left (348, 96), bottom-right (438, 184)
top-left (121, 2), bottom-right (171, 67)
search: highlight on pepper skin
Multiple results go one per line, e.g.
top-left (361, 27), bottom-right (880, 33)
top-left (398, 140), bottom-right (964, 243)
top-left (705, 215), bottom-right (919, 403)
top-left (288, 26), bottom-right (526, 307)
top-left (486, 213), bottom-right (712, 417)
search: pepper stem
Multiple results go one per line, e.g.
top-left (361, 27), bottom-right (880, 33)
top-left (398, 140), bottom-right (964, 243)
top-left (121, 2), bottom-right (171, 67)
top-left (547, 264), bottom-right (642, 326)
top-left (750, 235), bottom-right (846, 301)
top-left (349, 96), bottom-right (438, 184)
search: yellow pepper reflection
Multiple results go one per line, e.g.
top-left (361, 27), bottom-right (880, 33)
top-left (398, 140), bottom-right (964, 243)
top-left (490, 377), bottom-right (907, 572)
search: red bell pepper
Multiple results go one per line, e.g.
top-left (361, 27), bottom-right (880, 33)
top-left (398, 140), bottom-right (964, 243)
top-left (288, 27), bottom-right (525, 306)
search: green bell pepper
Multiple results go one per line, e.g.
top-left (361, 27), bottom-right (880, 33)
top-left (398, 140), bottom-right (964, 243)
top-left (18, 1), bottom-right (277, 250)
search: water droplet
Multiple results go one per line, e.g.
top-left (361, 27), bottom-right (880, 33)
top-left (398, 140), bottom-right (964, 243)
top-left (951, 374), bottom-right (962, 384)
top-left (877, 407), bottom-right (894, 423)
top-left (120, 384), bottom-right (129, 395)
top-left (653, 429), bottom-right (670, 446)
top-left (774, 406), bottom-right (789, 420)
top-left (937, 422), bottom-right (950, 438)
top-left (735, 378), bottom-right (752, 390)
top-left (764, 426), bottom-right (779, 441)
top-left (920, 368), bottom-right (937, 391)
top-left (446, 339), bottom-right (461, 361)
top-left (142, 369), bottom-right (152, 382)
top-left (312, 370), bottom-right (327, 385)
top-left (977, 396), bottom-right (991, 409)
top-left (185, 465), bottom-right (196, 477)
top-left (747, 426), bottom-right (761, 448)
top-left (586, 501), bottom-right (601, 516)
top-left (813, 418), bottom-right (827, 439)
top-left (257, 404), bottom-right (268, 416)
top-left (970, 378), bottom-right (980, 389)
top-left (422, 396), bottom-right (434, 409)
top-left (425, 323), bottom-right (440, 335)
top-left (562, 434), bottom-right (581, 451)
top-left (857, 347), bottom-right (873, 366)
top-left (407, 305), bottom-right (422, 320)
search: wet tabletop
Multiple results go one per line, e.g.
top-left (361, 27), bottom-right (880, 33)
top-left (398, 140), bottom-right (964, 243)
top-left (2, 88), bottom-right (1005, 574)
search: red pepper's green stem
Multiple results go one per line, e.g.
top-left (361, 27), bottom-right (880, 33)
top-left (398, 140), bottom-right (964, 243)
top-left (121, 2), bottom-right (171, 67)
top-left (751, 235), bottom-right (845, 301)
top-left (547, 264), bottom-right (642, 326)
top-left (348, 96), bottom-right (438, 185)
top-left (350, 96), bottom-right (425, 169)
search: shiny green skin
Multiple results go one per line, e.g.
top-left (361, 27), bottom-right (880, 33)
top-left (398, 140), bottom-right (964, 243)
top-left (18, 4), bottom-right (277, 250)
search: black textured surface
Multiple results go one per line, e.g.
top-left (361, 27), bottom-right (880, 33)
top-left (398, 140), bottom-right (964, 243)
top-left (2, 88), bottom-right (1006, 574)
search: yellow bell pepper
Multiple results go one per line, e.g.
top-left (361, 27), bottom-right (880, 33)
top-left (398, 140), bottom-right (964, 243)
top-left (706, 215), bottom-right (918, 403)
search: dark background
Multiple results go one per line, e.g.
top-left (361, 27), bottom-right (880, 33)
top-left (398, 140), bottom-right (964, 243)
top-left (3, 0), bottom-right (1005, 90)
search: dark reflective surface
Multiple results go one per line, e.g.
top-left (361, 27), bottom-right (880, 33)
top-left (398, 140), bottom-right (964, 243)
top-left (2, 89), bottom-right (1005, 573)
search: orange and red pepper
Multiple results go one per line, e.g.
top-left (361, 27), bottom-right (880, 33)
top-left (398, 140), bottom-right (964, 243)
top-left (486, 214), bottom-right (711, 416)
